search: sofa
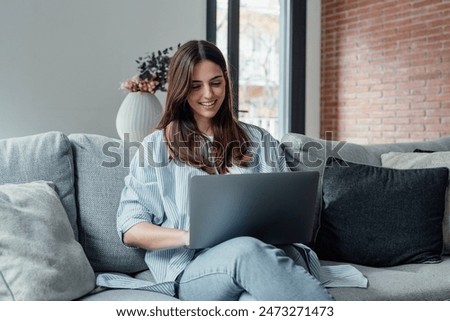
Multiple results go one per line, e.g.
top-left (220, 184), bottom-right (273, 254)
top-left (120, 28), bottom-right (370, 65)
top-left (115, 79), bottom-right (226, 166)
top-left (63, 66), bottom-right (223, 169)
top-left (0, 131), bottom-right (449, 301)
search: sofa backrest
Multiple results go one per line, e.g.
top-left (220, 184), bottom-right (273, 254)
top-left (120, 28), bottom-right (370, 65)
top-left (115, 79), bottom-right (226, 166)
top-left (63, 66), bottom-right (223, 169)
top-left (0, 132), bottom-right (78, 239)
top-left (68, 133), bottom-right (147, 274)
top-left (281, 133), bottom-right (450, 171)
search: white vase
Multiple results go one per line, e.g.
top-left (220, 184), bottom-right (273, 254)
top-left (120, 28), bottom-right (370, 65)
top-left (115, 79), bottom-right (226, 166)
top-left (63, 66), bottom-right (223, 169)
top-left (116, 92), bottom-right (163, 142)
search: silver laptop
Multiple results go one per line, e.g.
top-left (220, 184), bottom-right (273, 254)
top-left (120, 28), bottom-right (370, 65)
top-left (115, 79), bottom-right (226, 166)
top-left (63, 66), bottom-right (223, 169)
top-left (188, 171), bottom-right (319, 249)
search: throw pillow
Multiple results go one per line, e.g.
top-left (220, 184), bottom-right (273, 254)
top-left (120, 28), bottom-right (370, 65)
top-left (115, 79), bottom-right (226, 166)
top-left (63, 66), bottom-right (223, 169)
top-left (280, 132), bottom-right (450, 248)
top-left (0, 132), bottom-right (78, 239)
top-left (314, 158), bottom-right (448, 267)
top-left (381, 151), bottom-right (450, 255)
top-left (0, 181), bottom-right (95, 300)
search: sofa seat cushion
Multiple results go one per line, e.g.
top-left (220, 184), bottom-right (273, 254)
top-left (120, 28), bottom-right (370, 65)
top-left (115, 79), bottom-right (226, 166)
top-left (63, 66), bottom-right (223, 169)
top-left (69, 133), bottom-right (147, 273)
top-left (0, 131), bottom-right (78, 238)
top-left (78, 288), bottom-right (178, 301)
top-left (323, 257), bottom-right (450, 300)
top-left (0, 181), bottom-right (95, 300)
top-left (79, 288), bottom-right (178, 301)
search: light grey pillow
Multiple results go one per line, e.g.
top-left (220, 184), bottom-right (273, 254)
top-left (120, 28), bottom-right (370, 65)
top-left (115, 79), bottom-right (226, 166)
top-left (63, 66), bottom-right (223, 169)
top-left (0, 132), bottom-right (78, 239)
top-left (0, 181), bottom-right (95, 300)
top-left (381, 152), bottom-right (450, 255)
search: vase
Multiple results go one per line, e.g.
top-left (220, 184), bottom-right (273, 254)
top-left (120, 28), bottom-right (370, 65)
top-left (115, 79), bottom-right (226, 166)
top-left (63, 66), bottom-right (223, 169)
top-left (116, 92), bottom-right (163, 142)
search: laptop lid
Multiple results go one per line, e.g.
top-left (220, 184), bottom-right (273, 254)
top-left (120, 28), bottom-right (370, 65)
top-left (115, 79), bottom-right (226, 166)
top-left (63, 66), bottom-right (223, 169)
top-left (188, 171), bottom-right (319, 249)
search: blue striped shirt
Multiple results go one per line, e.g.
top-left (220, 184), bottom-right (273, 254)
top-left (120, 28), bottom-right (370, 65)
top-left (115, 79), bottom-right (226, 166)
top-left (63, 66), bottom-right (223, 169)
top-left (96, 123), bottom-right (320, 296)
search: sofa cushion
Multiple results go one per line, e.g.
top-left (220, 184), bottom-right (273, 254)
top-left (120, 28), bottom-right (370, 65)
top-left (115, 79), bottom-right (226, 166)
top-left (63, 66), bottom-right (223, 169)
top-left (280, 133), bottom-right (450, 242)
top-left (324, 257), bottom-right (450, 300)
top-left (381, 151), bottom-right (450, 254)
top-left (0, 181), bottom-right (95, 300)
top-left (69, 133), bottom-right (147, 273)
top-left (78, 289), bottom-right (178, 301)
top-left (314, 158), bottom-right (448, 267)
top-left (0, 131), bottom-right (78, 238)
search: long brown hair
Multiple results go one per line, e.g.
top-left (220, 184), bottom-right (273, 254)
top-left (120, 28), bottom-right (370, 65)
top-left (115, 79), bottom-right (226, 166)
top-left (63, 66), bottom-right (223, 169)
top-left (157, 40), bottom-right (252, 174)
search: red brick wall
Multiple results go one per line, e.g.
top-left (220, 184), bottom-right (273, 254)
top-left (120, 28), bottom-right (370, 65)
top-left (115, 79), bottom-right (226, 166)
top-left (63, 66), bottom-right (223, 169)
top-left (321, 0), bottom-right (450, 144)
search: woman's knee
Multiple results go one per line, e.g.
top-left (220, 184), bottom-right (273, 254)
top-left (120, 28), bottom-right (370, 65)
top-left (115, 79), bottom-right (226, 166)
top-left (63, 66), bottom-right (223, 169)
top-left (220, 236), bottom-right (267, 251)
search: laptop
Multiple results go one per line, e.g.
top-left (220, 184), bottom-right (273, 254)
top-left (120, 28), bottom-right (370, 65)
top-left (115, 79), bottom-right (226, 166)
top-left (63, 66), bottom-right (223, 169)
top-left (188, 171), bottom-right (319, 249)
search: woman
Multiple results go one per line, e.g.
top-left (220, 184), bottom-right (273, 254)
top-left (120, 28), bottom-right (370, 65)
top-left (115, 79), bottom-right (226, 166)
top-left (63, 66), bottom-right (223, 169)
top-left (115, 40), bottom-right (332, 301)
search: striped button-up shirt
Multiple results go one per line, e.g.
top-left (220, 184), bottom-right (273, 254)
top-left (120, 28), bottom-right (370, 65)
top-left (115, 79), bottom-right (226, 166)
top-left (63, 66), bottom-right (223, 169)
top-left (97, 123), bottom-right (317, 296)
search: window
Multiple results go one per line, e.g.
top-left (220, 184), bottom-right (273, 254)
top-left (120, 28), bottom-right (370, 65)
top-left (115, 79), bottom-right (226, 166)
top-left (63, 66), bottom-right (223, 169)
top-left (207, 0), bottom-right (306, 139)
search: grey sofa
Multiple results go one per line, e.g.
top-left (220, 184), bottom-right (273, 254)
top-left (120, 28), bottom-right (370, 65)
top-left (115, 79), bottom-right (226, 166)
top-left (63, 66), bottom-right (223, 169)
top-left (0, 131), bottom-right (449, 300)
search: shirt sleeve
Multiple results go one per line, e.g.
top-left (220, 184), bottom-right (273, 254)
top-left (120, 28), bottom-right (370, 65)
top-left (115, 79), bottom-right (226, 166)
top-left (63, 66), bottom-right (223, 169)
top-left (116, 134), bottom-right (166, 241)
top-left (245, 124), bottom-right (289, 173)
top-left (263, 131), bottom-right (289, 173)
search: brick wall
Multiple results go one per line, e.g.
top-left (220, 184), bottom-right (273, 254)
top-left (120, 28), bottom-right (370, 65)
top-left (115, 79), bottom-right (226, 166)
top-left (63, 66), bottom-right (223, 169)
top-left (321, 0), bottom-right (450, 144)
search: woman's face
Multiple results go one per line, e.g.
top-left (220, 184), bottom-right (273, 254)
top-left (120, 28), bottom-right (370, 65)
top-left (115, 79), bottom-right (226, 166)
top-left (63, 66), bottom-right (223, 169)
top-left (186, 60), bottom-right (226, 133)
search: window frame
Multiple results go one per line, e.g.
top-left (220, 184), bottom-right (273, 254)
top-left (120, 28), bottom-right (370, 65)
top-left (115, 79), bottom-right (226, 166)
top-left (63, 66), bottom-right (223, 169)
top-left (206, 0), bottom-right (306, 134)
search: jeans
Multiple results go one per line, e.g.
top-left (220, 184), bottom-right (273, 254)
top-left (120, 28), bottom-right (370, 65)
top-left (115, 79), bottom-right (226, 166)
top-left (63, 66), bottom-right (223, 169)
top-left (177, 237), bottom-right (333, 301)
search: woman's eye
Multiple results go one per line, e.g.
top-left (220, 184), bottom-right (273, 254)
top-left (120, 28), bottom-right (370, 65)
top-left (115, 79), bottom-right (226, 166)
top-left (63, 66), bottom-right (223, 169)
top-left (211, 82), bottom-right (222, 87)
top-left (191, 85), bottom-right (201, 90)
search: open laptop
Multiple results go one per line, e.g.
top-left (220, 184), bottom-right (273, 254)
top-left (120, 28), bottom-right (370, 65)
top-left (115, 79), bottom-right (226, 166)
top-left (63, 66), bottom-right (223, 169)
top-left (188, 171), bottom-right (319, 249)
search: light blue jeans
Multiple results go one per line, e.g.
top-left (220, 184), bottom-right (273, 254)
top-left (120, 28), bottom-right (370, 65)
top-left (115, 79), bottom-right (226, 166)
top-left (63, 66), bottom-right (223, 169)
top-left (177, 237), bottom-right (333, 301)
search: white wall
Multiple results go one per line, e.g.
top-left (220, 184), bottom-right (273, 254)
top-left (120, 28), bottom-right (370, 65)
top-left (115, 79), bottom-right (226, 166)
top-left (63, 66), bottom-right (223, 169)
top-left (305, 0), bottom-right (321, 138)
top-left (0, 0), bottom-right (206, 139)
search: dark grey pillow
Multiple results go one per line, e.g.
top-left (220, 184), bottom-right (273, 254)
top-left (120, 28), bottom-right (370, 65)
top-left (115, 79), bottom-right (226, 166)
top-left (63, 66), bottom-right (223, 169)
top-left (315, 157), bottom-right (448, 267)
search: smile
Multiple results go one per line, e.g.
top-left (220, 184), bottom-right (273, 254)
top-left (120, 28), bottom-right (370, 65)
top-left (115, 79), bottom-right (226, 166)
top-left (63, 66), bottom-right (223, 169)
top-left (200, 100), bottom-right (217, 108)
